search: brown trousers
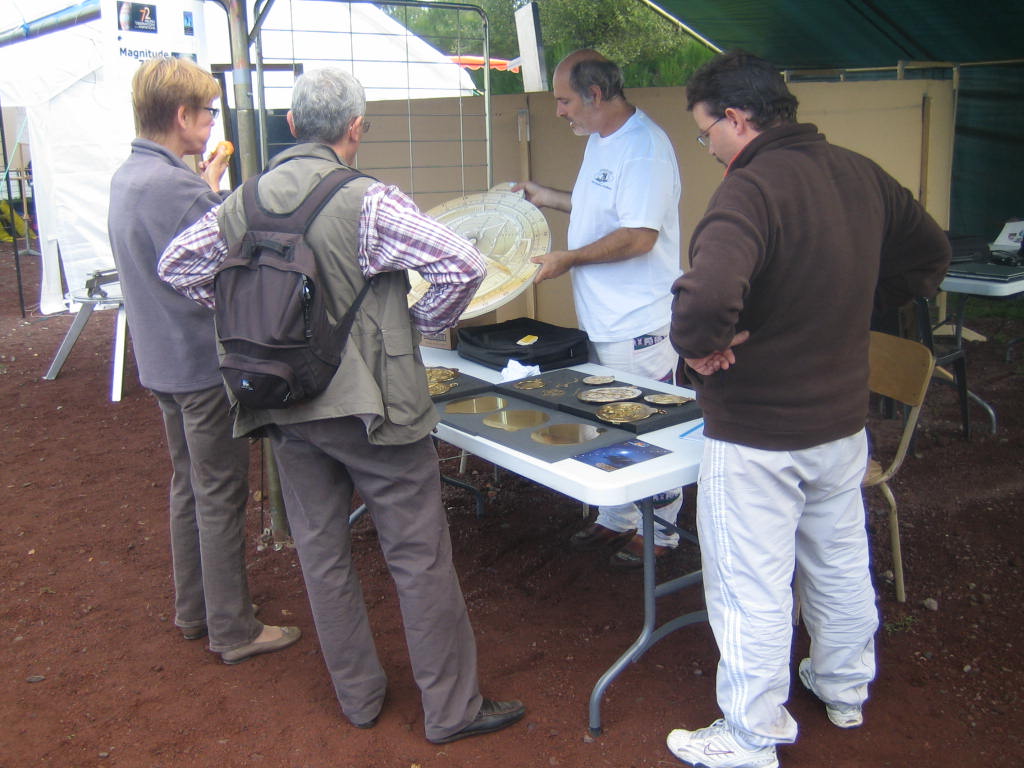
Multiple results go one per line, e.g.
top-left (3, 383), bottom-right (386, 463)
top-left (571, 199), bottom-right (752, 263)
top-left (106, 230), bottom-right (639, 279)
top-left (155, 385), bottom-right (261, 652)
top-left (266, 417), bottom-right (481, 739)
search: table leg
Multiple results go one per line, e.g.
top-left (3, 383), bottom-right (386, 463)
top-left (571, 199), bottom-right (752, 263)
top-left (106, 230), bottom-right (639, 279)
top-left (43, 302), bottom-right (96, 380)
top-left (942, 294), bottom-right (997, 435)
top-left (587, 496), bottom-right (706, 736)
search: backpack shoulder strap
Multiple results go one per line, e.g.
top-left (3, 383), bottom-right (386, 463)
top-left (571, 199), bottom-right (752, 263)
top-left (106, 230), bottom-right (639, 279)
top-left (241, 167), bottom-right (370, 234)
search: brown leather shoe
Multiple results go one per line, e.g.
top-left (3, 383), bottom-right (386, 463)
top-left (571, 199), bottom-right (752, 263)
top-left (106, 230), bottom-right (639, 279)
top-left (608, 535), bottom-right (672, 570)
top-left (568, 523), bottom-right (637, 552)
top-left (427, 698), bottom-right (526, 744)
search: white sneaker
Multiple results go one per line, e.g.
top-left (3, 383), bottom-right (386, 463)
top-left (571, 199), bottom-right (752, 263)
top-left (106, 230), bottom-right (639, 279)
top-left (666, 719), bottom-right (780, 768)
top-left (798, 658), bottom-right (864, 728)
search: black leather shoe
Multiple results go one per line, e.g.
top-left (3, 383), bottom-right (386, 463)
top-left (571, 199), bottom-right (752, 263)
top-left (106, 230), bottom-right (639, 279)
top-left (568, 523), bottom-right (636, 552)
top-left (427, 698), bottom-right (526, 744)
top-left (352, 715), bottom-right (378, 730)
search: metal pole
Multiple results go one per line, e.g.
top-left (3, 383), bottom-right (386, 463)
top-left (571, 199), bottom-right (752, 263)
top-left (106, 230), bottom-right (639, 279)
top-left (0, 92), bottom-right (25, 317)
top-left (224, 0), bottom-right (260, 179)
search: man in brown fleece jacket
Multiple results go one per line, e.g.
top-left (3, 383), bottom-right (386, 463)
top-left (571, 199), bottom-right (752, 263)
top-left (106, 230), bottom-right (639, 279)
top-left (664, 52), bottom-right (950, 768)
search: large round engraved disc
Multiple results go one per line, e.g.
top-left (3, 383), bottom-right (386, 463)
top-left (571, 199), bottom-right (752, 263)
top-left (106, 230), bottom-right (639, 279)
top-left (445, 396), bottom-right (508, 414)
top-left (482, 409), bottom-right (550, 432)
top-left (408, 190), bottom-right (550, 319)
top-left (595, 402), bottom-right (659, 424)
top-left (531, 423), bottom-right (607, 445)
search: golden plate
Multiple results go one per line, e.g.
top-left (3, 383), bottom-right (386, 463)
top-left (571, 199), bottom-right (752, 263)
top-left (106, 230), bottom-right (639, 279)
top-left (531, 423), bottom-right (607, 445)
top-left (581, 375), bottom-right (615, 385)
top-left (577, 386), bottom-right (643, 403)
top-left (425, 366), bottom-right (459, 383)
top-left (512, 378), bottom-right (545, 390)
top-left (428, 381), bottom-right (458, 396)
top-left (445, 395), bottom-right (508, 414)
top-left (482, 409), bottom-right (550, 431)
top-left (594, 402), bottom-right (662, 424)
top-left (643, 393), bottom-right (693, 406)
top-left (408, 190), bottom-right (550, 319)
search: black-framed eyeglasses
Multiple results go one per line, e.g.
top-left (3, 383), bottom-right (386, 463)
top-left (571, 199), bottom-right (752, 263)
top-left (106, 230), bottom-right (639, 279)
top-left (359, 119), bottom-right (372, 135)
top-left (696, 116), bottom-right (723, 147)
top-left (202, 106), bottom-right (220, 119)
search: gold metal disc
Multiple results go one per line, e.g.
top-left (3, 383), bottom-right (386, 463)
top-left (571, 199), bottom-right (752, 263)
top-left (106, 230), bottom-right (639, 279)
top-left (482, 409), bottom-right (550, 431)
top-left (512, 378), bottom-right (545, 390)
top-left (425, 366), bottom-right (459, 383)
top-left (577, 386), bottom-right (643, 403)
top-left (409, 190), bottom-right (551, 319)
top-left (594, 402), bottom-right (658, 424)
top-left (581, 375), bottom-right (614, 385)
top-left (643, 393), bottom-right (693, 406)
top-left (428, 381), bottom-right (457, 396)
top-left (445, 396), bottom-right (508, 414)
top-left (531, 423), bottom-right (607, 445)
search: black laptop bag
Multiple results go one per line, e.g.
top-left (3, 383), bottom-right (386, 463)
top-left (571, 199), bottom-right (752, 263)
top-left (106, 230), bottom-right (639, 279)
top-left (456, 317), bottom-right (589, 371)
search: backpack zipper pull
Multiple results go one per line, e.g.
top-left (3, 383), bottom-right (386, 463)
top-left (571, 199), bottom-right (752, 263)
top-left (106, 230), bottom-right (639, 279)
top-left (301, 277), bottom-right (314, 339)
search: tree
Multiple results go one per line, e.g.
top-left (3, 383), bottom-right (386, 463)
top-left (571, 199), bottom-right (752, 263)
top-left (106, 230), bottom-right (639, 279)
top-left (380, 0), bottom-right (714, 94)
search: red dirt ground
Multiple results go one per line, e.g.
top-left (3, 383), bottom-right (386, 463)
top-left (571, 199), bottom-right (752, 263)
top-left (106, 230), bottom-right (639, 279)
top-left (2, 243), bottom-right (1022, 768)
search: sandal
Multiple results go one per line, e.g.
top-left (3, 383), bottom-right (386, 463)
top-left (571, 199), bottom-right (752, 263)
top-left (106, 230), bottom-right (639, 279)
top-left (608, 536), bottom-right (671, 570)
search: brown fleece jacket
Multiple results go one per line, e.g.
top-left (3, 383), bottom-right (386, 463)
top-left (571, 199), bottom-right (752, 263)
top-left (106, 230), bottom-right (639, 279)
top-left (671, 123), bottom-right (950, 450)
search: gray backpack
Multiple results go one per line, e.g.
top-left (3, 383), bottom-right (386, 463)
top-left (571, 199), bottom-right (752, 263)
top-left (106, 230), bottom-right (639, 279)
top-left (214, 167), bottom-right (370, 410)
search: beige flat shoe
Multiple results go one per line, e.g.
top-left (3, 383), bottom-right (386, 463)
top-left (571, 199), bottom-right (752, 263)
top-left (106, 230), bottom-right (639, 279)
top-left (221, 625), bottom-right (301, 665)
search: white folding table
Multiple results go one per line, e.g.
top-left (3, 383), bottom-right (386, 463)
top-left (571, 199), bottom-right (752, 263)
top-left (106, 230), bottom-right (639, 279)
top-left (936, 274), bottom-right (1024, 433)
top-left (421, 347), bottom-right (707, 735)
top-left (42, 285), bottom-right (128, 403)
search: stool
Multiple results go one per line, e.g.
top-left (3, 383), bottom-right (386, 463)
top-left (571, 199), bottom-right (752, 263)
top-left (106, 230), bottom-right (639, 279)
top-left (43, 286), bottom-right (128, 402)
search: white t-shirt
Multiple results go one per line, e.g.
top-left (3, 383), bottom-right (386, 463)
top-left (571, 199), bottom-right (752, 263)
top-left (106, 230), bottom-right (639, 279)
top-left (567, 109), bottom-right (682, 342)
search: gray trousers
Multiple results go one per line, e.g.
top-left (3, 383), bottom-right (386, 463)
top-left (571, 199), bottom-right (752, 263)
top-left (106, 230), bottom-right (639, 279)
top-left (154, 386), bottom-right (261, 652)
top-left (266, 417), bottom-right (481, 740)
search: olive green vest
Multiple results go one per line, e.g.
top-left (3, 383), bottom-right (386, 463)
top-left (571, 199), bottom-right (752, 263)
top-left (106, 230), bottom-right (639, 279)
top-left (217, 143), bottom-right (437, 445)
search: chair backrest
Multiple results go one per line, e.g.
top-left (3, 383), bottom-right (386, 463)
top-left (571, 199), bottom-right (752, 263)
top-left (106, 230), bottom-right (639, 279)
top-left (868, 330), bottom-right (935, 408)
top-left (867, 331), bottom-right (936, 484)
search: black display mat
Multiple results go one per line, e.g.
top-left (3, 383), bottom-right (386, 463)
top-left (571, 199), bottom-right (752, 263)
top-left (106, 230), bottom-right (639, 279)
top-left (426, 371), bottom-right (494, 402)
top-left (437, 393), bottom-right (635, 463)
top-left (494, 368), bottom-right (702, 435)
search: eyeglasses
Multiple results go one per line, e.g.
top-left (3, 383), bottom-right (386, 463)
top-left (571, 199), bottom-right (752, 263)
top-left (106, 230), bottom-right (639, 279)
top-left (359, 119), bottom-right (371, 135)
top-left (202, 106), bottom-right (220, 119)
top-left (696, 116), bottom-right (723, 147)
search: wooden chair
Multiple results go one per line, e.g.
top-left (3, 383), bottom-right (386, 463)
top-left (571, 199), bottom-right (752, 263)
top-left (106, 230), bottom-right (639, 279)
top-left (863, 330), bottom-right (935, 603)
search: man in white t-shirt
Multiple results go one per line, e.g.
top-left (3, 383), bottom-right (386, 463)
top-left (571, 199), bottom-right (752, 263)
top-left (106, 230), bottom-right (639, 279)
top-left (515, 49), bottom-right (684, 569)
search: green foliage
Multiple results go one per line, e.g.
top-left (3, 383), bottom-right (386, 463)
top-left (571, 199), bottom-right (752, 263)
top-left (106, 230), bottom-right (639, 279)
top-left (883, 613), bottom-right (918, 635)
top-left (963, 296), bottom-right (1024, 322)
top-left (381, 0), bottom-right (715, 93)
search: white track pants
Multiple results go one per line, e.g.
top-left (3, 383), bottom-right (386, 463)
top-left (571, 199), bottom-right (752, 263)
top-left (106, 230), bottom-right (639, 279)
top-left (590, 328), bottom-right (682, 547)
top-left (697, 431), bottom-right (878, 747)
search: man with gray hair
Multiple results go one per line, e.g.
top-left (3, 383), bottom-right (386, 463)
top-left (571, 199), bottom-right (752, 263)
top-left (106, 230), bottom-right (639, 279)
top-left (515, 49), bottom-right (684, 569)
top-left (159, 67), bottom-right (525, 744)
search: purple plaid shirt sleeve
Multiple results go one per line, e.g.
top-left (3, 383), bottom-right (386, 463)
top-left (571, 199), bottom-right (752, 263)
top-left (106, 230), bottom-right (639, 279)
top-left (160, 182), bottom-right (485, 334)
top-left (360, 181), bottom-right (485, 334)
top-left (157, 207), bottom-right (224, 310)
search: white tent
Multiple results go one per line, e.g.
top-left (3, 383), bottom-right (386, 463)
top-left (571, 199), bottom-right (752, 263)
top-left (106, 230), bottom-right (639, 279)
top-left (206, 1), bottom-right (477, 107)
top-left (0, 0), bottom-right (476, 314)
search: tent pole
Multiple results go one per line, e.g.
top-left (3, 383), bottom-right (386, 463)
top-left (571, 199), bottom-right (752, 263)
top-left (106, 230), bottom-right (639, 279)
top-left (0, 92), bottom-right (25, 317)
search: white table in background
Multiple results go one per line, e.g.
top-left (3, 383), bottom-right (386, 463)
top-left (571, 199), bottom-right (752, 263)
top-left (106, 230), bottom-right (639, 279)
top-left (43, 285), bottom-right (127, 402)
top-left (937, 274), bottom-right (1024, 432)
top-left (421, 346), bottom-right (707, 735)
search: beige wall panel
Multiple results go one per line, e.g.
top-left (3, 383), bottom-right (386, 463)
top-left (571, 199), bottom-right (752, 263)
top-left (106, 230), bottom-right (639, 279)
top-left (359, 79), bottom-right (953, 330)
top-left (790, 80), bottom-right (954, 228)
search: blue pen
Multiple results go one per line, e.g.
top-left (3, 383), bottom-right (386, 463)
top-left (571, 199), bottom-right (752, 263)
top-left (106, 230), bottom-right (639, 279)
top-left (678, 420), bottom-right (704, 439)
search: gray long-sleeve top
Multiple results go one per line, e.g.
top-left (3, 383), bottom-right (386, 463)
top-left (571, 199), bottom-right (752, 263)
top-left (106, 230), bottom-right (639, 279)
top-left (108, 139), bottom-right (224, 393)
